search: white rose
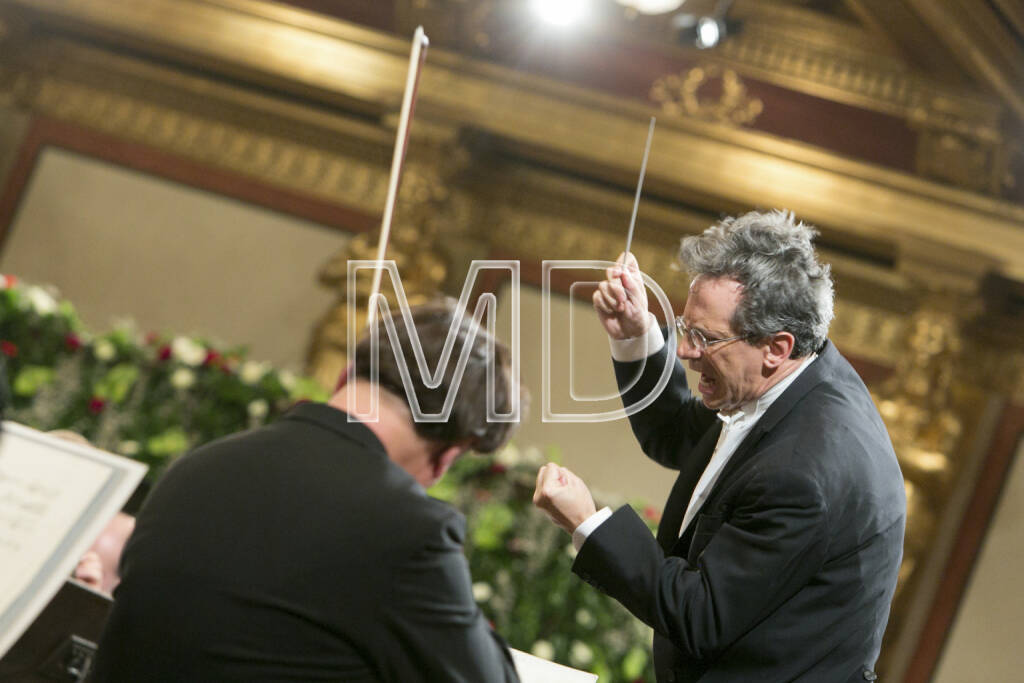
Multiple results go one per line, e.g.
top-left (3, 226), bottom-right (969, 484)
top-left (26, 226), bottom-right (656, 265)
top-left (240, 360), bottom-right (269, 385)
top-left (25, 286), bottom-right (58, 315)
top-left (118, 440), bottom-right (140, 456)
top-left (569, 641), bottom-right (593, 667)
top-left (531, 640), bottom-right (555, 661)
top-left (471, 582), bottom-right (493, 602)
top-left (278, 370), bottom-right (297, 391)
top-left (575, 608), bottom-right (595, 628)
top-left (93, 339), bottom-right (116, 362)
top-left (170, 367), bottom-right (195, 390)
top-left (494, 444), bottom-right (521, 467)
top-left (247, 399), bottom-right (269, 419)
top-left (171, 336), bottom-right (206, 367)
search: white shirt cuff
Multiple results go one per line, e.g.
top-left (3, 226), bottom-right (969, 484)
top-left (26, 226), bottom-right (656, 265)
top-left (608, 313), bottom-right (665, 362)
top-left (572, 506), bottom-right (613, 552)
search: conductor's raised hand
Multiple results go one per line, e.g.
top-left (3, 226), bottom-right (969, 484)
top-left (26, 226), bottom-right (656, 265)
top-left (532, 463), bottom-right (597, 535)
top-left (592, 252), bottom-right (650, 340)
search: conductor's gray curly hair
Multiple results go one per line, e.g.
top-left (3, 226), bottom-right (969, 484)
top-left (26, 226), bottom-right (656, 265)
top-left (678, 210), bottom-right (834, 358)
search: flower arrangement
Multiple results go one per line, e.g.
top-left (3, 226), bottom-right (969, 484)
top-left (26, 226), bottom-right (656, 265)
top-left (0, 274), bottom-right (327, 484)
top-left (0, 274), bottom-right (658, 681)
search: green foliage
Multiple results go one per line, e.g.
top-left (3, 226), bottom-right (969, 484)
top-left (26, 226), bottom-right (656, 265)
top-left (433, 445), bottom-right (659, 682)
top-left (0, 275), bottom-right (327, 483)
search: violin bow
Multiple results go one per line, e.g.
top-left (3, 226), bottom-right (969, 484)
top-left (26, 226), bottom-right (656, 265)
top-left (366, 26), bottom-right (430, 330)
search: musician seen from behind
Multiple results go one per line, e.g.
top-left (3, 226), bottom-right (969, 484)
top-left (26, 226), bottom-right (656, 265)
top-left (91, 301), bottom-right (524, 682)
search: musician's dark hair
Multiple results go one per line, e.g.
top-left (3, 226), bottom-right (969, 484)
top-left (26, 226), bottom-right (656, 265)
top-left (352, 300), bottom-right (523, 453)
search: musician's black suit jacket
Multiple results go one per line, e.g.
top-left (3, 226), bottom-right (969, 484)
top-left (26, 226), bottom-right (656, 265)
top-left (573, 340), bottom-right (905, 683)
top-left (91, 402), bottom-right (518, 682)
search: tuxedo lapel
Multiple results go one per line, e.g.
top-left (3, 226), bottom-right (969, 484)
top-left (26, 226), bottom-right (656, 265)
top-left (656, 421), bottom-right (721, 553)
top-left (713, 344), bottom-right (836, 490)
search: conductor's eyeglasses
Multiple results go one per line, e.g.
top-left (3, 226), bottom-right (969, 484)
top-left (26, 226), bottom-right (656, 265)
top-left (674, 316), bottom-right (749, 352)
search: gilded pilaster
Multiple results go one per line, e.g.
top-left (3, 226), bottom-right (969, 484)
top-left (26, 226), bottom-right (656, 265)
top-left (871, 239), bottom-right (999, 667)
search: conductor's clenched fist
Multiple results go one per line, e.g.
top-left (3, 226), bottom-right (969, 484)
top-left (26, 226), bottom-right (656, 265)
top-left (532, 463), bottom-right (597, 535)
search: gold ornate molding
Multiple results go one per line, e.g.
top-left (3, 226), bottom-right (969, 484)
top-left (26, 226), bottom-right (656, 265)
top-left (909, 100), bottom-right (1010, 195)
top-left (490, 205), bottom-right (685, 292)
top-left (2, 0), bottom-right (1023, 283)
top-left (717, 3), bottom-right (1001, 123)
top-left (18, 74), bottom-right (390, 213)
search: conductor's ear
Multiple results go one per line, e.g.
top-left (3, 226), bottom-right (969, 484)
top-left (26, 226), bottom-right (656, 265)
top-left (763, 331), bottom-right (795, 369)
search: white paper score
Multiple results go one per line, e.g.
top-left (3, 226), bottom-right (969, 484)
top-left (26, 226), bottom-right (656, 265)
top-left (0, 421), bottom-right (147, 657)
top-left (511, 647), bottom-right (599, 682)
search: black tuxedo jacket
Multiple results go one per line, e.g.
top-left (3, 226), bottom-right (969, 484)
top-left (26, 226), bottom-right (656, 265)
top-left (573, 341), bottom-right (905, 683)
top-left (91, 402), bottom-right (518, 682)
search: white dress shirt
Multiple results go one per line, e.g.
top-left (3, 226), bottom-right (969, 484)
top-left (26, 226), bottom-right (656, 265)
top-left (675, 354), bottom-right (814, 537)
top-left (571, 317), bottom-right (816, 550)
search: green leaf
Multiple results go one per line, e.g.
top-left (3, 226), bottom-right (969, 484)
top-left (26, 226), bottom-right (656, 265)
top-left (288, 376), bottom-right (329, 402)
top-left (146, 427), bottom-right (189, 456)
top-left (428, 477), bottom-right (458, 502)
top-left (93, 363), bottom-right (140, 403)
top-left (472, 503), bottom-right (516, 550)
top-left (12, 365), bottom-right (55, 396)
top-left (622, 646), bottom-right (648, 679)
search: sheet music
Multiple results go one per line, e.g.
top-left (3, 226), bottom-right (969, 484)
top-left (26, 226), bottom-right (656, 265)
top-left (0, 422), bottom-right (146, 657)
top-left (511, 648), bottom-right (598, 683)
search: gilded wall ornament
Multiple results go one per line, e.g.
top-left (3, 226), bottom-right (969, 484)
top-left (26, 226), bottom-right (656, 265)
top-left (650, 64), bottom-right (764, 126)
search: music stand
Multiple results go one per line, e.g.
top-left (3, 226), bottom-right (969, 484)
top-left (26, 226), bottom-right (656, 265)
top-left (0, 579), bottom-right (112, 682)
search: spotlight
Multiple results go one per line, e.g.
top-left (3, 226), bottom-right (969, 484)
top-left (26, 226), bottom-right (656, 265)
top-left (530, 0), bottom-right (589, 27)
top-left (672, 0), bottom-right (738, 49)
top-left (695, 16), bottom-right (721, 48)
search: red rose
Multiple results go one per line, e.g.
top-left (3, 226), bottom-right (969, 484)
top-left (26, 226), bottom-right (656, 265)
top-left (0, 340), bottom-right (17, 357)
top-left (489, 463), bottom-right (508, 475)
top-left (204, 350), bottom-right (221, 367)
top-left (1, 274), bottom-right (17, 288)
top-left (88, 397), bottom-right (106, 414)
top-left (65, 334), bottom-right (82, 351)
top-left (157, 344), bottom-right (172, 361)
top-left (643, 505), bottom-right (661, 522)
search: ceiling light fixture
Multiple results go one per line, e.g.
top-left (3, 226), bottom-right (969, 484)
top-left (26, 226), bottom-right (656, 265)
top-left (615, 0), bottom-right (685, 14)
top-left (695, 16), bottom-right (722, 49)
top-left (673, 0), bottom-right (736, 49)
top-left (531, 0), bottom-right (590, 27)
